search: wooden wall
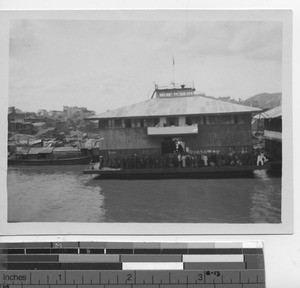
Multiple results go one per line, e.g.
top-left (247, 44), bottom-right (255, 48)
top-left (98, 128), bottom-right (161, 150)
top-left (185, 123), bottom-right (252, 148)
top-left (98, 115), bottom-right (253, 152)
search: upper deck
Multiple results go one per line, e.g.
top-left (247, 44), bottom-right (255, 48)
top-left (154, 85), bottom-right (196, 98)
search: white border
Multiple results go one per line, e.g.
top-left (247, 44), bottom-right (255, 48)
top-left (0, 9), bottom-right (293, 236)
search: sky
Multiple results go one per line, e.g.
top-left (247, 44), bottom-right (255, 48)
top-left (9, 17), bottom-right (283, 114)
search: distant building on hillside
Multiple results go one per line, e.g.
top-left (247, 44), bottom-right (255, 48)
top-left (32, 122), bottom-right (47, 132)
top-left (8, 107), bottom-right (36, 133)
top-left (63, 106), bottom-right (95, 120)
top-left (48, 110), bottom-right (64, 118)
top-left (87, 85), bottom-right (261, 157)
top-left (37, 109), bottom-right (48, 117)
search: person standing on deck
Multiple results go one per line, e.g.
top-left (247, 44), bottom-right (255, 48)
top-left (182, 154), bottom-right (186, 168)
top-left (99, 156), bottom-right (104, 169)
top-left (203, 154), bottom-right (208, 167)
top-left (257, 152), bottom-right (268, 166)
top-left (178, 153), bottom-right (182, 168)
top-left (178, 143), bottom-right (184, 154)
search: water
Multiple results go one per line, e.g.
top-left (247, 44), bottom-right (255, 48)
top-left (7, 166), bottom-right (281, 223)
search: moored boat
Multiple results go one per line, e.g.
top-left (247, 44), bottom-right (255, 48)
top-left (8, 146), bottom-right (99, 165)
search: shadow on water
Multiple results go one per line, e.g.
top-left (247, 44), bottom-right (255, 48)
top-left (91, 172), bottom-right (257, 181)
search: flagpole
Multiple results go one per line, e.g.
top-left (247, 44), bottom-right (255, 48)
top-left (172, 56), bottom-right (175, 87)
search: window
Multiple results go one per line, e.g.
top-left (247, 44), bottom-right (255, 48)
top-left (191, 116), bottom-right (205, 125)
top-left (207, 116), bottom-right (216, 124)
top-left (238, 115), bottom-right (245, 124)
top-left (217, 115), bottom-right (234, 124)
top-left (125, 119), bottom-right (132, 128)
top-left (145, 118), bottom-right (159, 127)
top-left (186, 116), bottom-right (192, 126)
top-left (132, 119), bottom-right (140, 128)
top-left (139, 119), bottom-right (147, 127)
top-left (115, 119), bottom-right (122, 128)
top-left (140, 119), bottom-right (145, 127)
top-left (166, 117), bottom-right (179, 126)
top-left (108, 119), bottom-right (114, 129)
top-left (146, 118), bottom-right (153, 127)
top-left (234, 115), bottom-right (238, 124)
top-left (153, 118), bottom-right (159, 127)
top-left (132, 119), bottom-right (145, 128)
top-left (99, 120), bottom-right (109, 129)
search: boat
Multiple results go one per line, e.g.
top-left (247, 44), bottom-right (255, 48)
top-left (83, 164), bottom-right (270, 179)
top-left (8, 146), bottom-right (99, 165)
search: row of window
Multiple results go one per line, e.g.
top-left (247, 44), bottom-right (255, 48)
top-left (99, 118), bottom-right (159, 129)
top-left (98, 115), bottom-right (248, 130)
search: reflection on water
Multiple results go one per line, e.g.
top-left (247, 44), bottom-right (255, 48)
top-left (7, 166), bottom-right (281, 223)
top-left (250, 170), bottom-right (281, 223)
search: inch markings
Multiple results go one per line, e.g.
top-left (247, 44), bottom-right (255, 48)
top-left (0, 242), bottom-right (265, 288)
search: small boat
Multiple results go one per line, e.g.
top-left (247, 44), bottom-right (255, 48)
top-left (83, 164), bottom-right (270, 179)
top-left (8, 146), bottom-right (99, 165)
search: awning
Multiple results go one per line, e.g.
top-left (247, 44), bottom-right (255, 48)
top-left (53, 147), bottom-right (81, 153)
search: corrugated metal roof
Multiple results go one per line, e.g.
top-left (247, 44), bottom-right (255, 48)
top-left (89, 95), bottom-right (262, 119)
top-left (263, 105), bottom-right (282, 119)
top-left (32, 122), bottom-right (46, 127)
top-left (53, 147), bottom-right (81, 152)
top-left (16, 147), bottom-right (30, 154)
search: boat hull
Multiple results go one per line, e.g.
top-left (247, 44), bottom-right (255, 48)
top-left (8, 156), bottom-right (92, 166)
top-left (83, 165), bottom-right (269, 179)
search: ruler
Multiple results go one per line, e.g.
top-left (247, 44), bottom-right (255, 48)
top-left (0, 241), bottom-right (265, 287)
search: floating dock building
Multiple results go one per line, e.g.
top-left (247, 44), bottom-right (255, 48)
top-left (88, 86), bottom-right (261, 157)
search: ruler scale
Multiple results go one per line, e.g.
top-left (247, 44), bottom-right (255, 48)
top-left (0, 242), bottom-right (265, 287)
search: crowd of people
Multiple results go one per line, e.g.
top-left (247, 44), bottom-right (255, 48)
top-left (92, 150), bottom-right (268, 170)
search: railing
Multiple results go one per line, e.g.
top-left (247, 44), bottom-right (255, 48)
top-left (147, 124), bottom-right (198, 135)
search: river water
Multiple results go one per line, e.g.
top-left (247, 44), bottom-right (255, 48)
top-left (7, 166), bottom-right (281, 223)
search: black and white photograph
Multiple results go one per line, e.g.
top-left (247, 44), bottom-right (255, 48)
top-left (2, 10), bottom-right (292, 231)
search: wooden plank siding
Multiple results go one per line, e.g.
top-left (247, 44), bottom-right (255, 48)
top-left (186, 123), bottom-right (252, 148)
top-left (98, 128), bottom-right (161, 150)
top-left (97, 114), bottom-right (253, 153)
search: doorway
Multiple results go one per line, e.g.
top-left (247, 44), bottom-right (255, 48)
top-left (161, 137), bottom-right (185, 155)
top-left (161, 140), bottom-right (176, 154)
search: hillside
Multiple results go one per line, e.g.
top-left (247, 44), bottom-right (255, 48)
top-left (244, 92), bottom-right (282, 109)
